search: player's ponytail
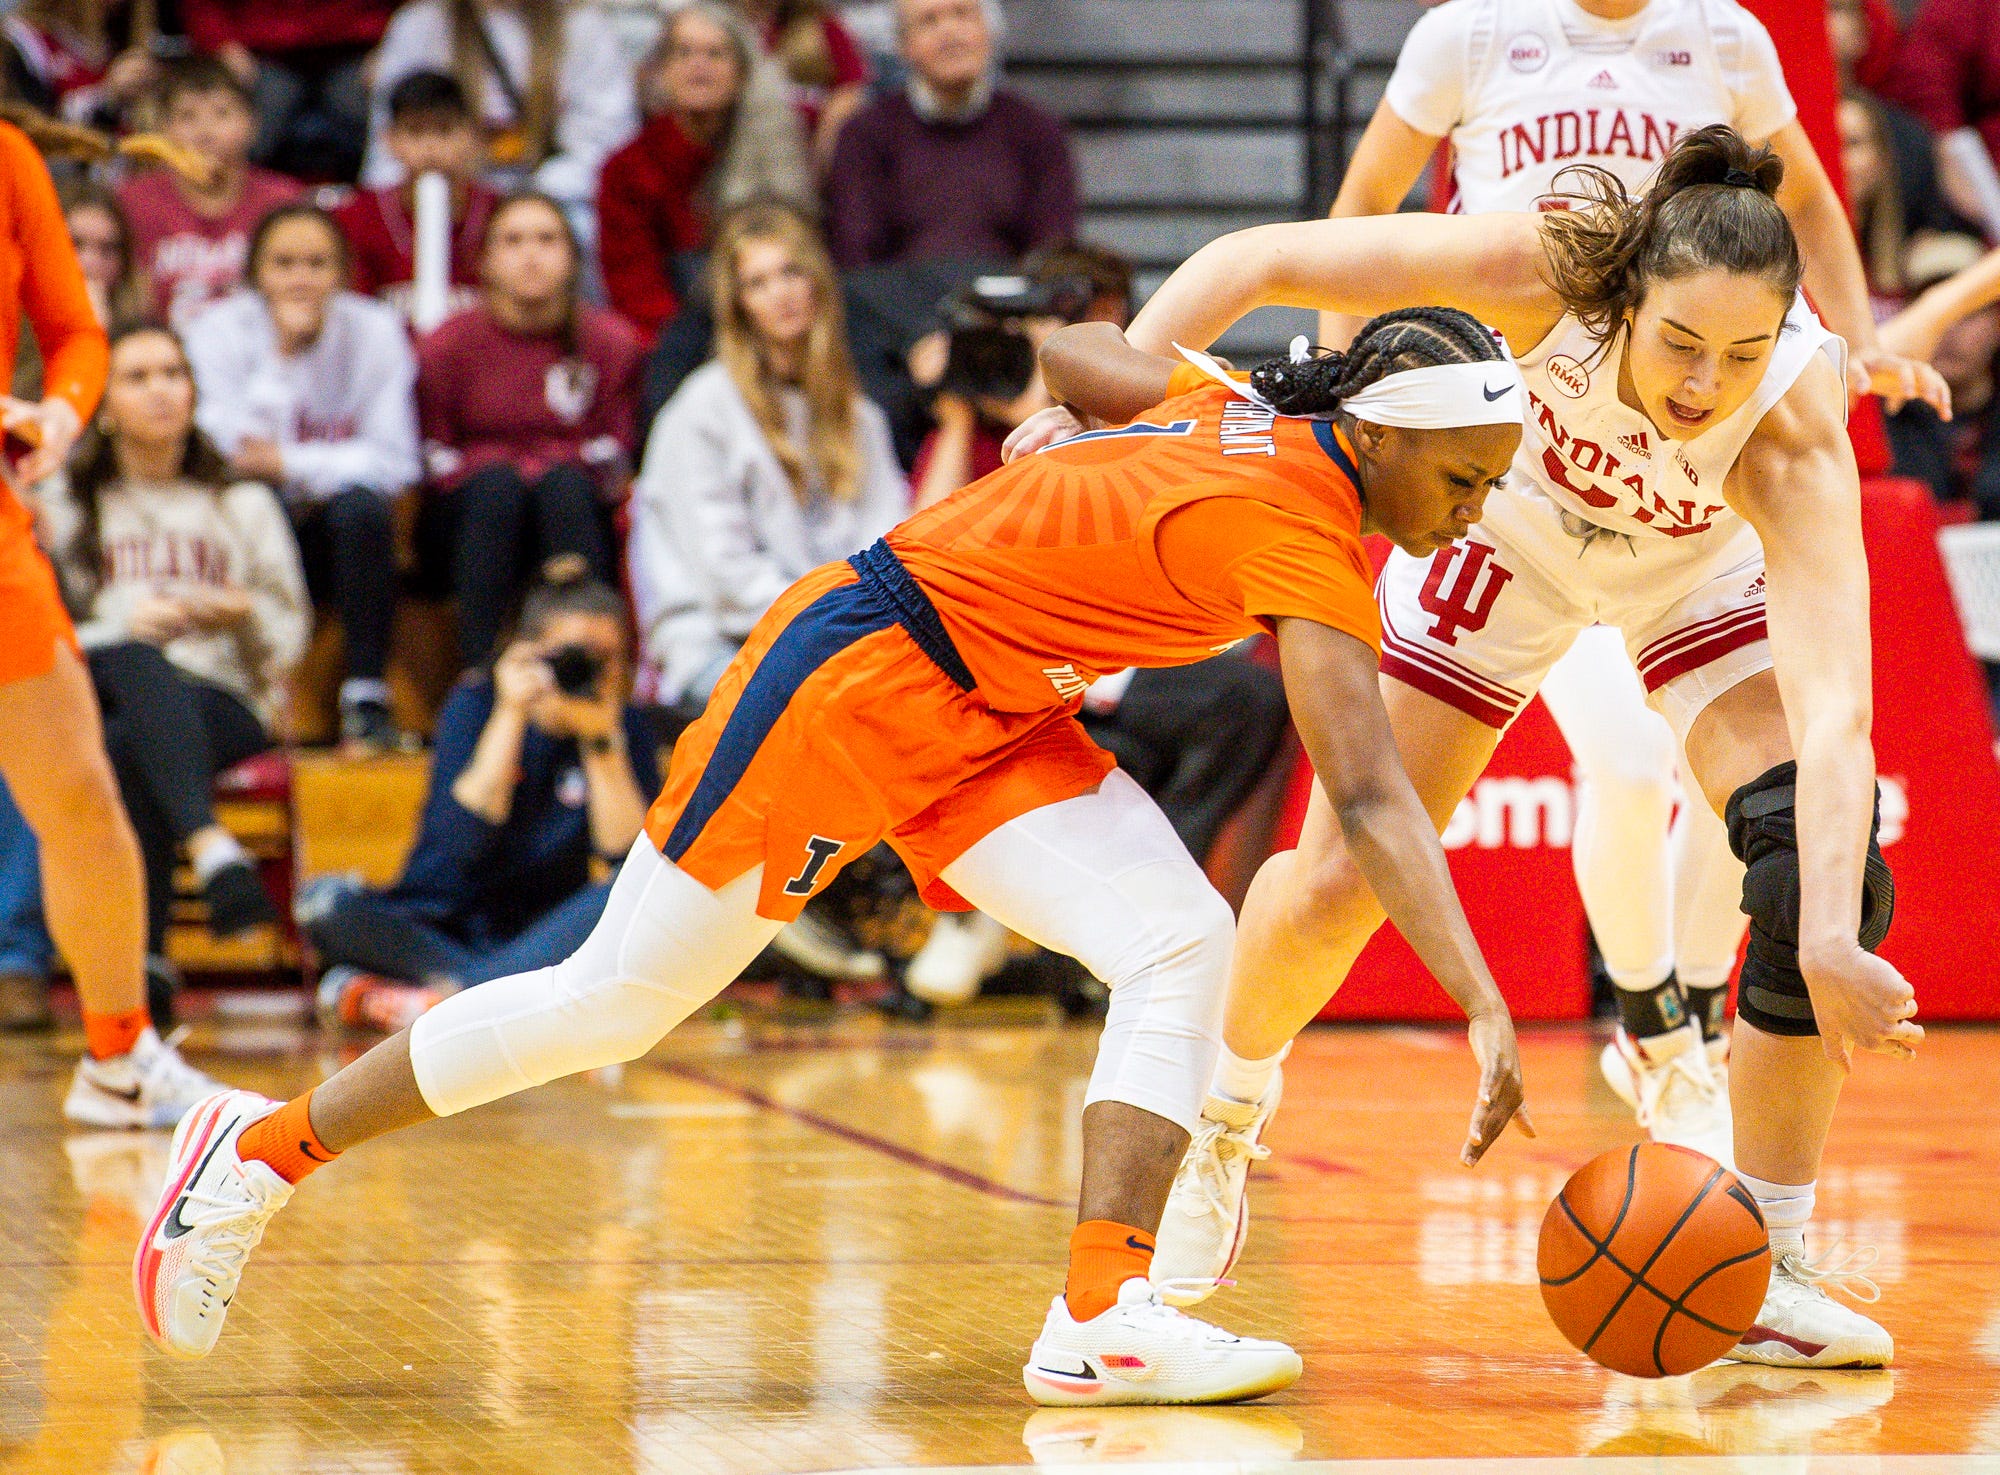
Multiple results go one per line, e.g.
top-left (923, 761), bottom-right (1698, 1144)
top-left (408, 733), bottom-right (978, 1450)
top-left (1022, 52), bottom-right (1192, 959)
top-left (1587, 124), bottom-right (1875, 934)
top-left (1537, 123), bottom-right (1800, 341)
top-left (0, 100), bottom-right (216, 185)
top-left (1247, 305), bottom-right (1504, 417)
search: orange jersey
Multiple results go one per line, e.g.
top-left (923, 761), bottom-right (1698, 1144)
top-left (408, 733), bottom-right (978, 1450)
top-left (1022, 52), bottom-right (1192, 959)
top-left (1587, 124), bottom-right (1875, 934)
top-left (0, 120), bottom-right (104, 684)
top-left (889, 369), bottom-right (1379, 712)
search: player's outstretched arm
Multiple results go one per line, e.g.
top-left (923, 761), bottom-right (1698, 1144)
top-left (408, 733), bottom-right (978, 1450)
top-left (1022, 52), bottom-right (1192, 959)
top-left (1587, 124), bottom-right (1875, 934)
top-left (1725, 355), bottom-right (1922, 1068)
top-left (1274, 615), bottom-right (1534, 1164)
top-left (1125, 213), bottom-right (1555, 361)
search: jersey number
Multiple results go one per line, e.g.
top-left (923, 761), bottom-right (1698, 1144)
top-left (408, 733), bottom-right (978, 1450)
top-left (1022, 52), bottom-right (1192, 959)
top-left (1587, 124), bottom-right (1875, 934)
top-left (782, 836), bottom-right (845, 896)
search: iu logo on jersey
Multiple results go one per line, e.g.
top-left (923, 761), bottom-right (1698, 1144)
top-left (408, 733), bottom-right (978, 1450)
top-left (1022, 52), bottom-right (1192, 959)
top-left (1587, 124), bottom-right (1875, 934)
top-left (1418, 541), bottom-right (1514, 646)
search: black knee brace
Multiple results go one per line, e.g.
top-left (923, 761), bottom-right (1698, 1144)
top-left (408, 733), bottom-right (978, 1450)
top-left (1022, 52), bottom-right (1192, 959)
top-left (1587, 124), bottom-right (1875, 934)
top-left (1725, 761), bottom-right (1897, 1037)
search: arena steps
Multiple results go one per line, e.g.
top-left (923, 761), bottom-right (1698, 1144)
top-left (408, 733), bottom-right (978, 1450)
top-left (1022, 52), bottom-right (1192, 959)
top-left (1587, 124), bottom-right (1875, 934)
top-left (999, 0), bottom-right (1425, 356)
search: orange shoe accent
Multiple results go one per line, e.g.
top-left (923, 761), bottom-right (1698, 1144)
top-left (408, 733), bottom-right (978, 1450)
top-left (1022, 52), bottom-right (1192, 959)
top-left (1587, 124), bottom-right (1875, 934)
top-left (237, 1092), bottom-right (339, 1185)
top-left (1065, 1219), bottom-right (1155, 1322)
top-left (81, 1005), bottom-right (148, 1061)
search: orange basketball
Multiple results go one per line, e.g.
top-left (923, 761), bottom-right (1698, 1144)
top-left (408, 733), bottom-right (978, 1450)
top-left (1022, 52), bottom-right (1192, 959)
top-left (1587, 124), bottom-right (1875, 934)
top-left (1538, 1142), bottom-right (1771, 1378)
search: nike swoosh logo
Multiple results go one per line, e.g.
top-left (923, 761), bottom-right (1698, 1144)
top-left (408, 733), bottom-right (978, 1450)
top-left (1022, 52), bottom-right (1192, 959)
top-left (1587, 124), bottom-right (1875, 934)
top-left (161, 1127), bottom-right (233, 1242)
top-left (1126, 1235), bottom-right (1155, 1253)
top-left (1483, 383), bottom-right (1514, 400)
top-left (102, 1082), bottom-right (142, 1103)
top-left (300, 1139), bottom-right (332, 1164)
top-left (1034, 1357), bottom-right (1098, 1381)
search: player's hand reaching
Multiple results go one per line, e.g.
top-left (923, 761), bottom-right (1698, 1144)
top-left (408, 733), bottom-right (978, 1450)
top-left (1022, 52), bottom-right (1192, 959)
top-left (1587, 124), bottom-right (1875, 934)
top-left (1849, 347), bottom-right (1951, 420)
top-left (1001, 405), bottom-right (1084, 463)
top-left (1803, 944), bottom-right (1922, 1069)
top-left (1463, 1009), bottom-right (1534, 1167)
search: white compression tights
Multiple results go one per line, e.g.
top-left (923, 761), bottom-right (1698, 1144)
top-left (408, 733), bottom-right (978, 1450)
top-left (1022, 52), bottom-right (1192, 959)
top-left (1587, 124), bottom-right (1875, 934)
top-left (409, 769), bottom-right (1231, 1133)
top-left (1537, 627), bottom-right (1748, 993)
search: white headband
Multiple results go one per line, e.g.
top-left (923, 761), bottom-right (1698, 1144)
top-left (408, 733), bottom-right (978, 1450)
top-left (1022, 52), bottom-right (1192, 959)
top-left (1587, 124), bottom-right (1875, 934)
top-left (1175, 337), bottom-right (1526, 429)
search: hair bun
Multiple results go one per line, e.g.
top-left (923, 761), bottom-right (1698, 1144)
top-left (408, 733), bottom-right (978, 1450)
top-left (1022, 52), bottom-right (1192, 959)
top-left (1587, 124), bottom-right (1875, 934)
top-left (540, 552), bottom-right (591, 587)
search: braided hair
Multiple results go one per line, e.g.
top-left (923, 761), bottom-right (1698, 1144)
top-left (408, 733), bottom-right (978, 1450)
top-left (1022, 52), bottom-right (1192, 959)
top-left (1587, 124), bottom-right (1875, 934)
top-left (1247, 306), bottom-right (1504, 418)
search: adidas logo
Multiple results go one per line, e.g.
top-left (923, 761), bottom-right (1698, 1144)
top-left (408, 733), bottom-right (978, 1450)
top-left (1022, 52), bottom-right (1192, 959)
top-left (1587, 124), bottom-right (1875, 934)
top-left (1618, 431), bottom-right (1651, 457)
top-left (1587, 69), bottom-right (1617, 88)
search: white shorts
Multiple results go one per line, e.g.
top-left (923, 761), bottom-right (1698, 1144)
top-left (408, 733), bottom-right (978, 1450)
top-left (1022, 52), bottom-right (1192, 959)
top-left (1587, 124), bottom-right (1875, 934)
top-left (1376, 482), bottom-right (1772, 745)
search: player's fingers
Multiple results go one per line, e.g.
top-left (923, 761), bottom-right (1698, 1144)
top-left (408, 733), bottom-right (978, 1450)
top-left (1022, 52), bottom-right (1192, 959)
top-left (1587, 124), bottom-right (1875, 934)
top-left (1821, 1030), bottom-right (1854, 1073)
top-left (1924, 365), bottom-right (1954, 421)
top-left (1514, 1103), bottom-right (1538, 1138)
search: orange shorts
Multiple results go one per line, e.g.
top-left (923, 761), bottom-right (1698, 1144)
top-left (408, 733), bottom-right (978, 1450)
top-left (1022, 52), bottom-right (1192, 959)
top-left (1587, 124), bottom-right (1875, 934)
top-left (642, 560), bottom-right (1115, 921)
top-left (0, 501), bottom-right (75, 686)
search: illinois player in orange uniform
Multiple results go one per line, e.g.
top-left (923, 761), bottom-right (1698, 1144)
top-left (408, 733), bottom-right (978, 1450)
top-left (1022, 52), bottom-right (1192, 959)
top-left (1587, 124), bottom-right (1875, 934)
top-left (140, 307), bottom-right (1535, 1402)
top-left (0, 115), bottom-right (227, 1127)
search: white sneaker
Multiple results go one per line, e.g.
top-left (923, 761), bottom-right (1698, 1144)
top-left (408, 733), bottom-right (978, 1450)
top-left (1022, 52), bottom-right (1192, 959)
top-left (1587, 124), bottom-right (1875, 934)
top-left (65, 1027), bottom-right (229, 1130)
top-left (772, 909), bottom-right (884, 982)
top-left (1021, 1405), bottom-right (1304, 1462)
top-left (1022, 1277), bottom-right (1301, 1406)
top-left (134, 1090), bottom-right (293, 1358)
top-left (1725, 1245), bottom-right (1893, 1369)
top-left (905, 911), bottom-right (1011, 1005)
top-left (1598, 1022), bottom-right (1734, 1167)
top-left (1151, 1074), bottom-right (1283, 1307)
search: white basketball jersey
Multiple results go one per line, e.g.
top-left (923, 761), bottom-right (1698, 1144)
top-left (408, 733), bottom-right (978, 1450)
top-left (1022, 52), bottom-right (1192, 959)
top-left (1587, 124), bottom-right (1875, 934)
top-left (1516, 291), bottom-right (1844, 540)
top-left (1385, 0), bottom-right (1795, 215)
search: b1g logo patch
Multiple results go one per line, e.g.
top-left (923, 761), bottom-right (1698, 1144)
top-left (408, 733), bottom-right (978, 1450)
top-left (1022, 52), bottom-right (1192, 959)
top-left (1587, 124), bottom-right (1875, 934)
top-left (1545, 355), bottom-right (1589, 398)
top-left (1506, 31), bottom-right (1549, 72)
top-left (1652, 49), bottom-right (1692, 67)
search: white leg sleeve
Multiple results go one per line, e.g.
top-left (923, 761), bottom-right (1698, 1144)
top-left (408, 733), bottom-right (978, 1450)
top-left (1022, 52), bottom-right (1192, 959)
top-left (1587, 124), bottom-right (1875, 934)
top-left (1538, 627), bottom-right (1678, 990)
top-left (409, 839), bottom-right (780, 1118)
top-left (937, 768), bottom-right (1233, 1135)
top-left (1672, 784), bottom-right (1747, 991)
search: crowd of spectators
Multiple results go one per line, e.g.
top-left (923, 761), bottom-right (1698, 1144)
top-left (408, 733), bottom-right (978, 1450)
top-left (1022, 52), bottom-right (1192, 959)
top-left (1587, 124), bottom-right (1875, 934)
top-left (0, 0), bottom-right (1997, 1027)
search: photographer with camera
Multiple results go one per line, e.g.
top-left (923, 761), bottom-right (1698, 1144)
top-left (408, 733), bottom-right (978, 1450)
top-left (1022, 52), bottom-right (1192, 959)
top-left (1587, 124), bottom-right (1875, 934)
top-left (300, 565), bottom-right (659, 1032)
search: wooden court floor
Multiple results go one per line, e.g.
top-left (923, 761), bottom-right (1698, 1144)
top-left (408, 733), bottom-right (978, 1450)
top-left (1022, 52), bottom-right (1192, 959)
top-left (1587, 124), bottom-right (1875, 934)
top-left (3, 1001), bottom-right (1999, 1475)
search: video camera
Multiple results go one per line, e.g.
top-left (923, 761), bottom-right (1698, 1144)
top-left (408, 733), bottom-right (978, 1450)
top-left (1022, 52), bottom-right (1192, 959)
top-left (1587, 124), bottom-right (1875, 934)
top-left (938, 273), bottom-right (1095, 403)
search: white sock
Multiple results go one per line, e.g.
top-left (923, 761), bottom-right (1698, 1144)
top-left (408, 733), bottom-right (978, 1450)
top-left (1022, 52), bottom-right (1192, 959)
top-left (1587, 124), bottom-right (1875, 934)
top-left (1213, 1040), bottom-right (1289, 1105)
top-left (1735, 1169), bottom-right (1813, 1258)
top-left (191, 831), bottom-right (251, 884)
top-left (340, 677), bottom-right (389, 708)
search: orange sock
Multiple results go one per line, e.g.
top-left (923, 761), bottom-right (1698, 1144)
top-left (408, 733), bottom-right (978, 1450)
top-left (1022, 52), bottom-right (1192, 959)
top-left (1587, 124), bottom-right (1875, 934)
top-left (1065, 1219), bottom-right (1155, 1321)
top-left (82, 1006), bottom-right (149, 1060)
top-left (237, 1092), bottom-right (339, 1185)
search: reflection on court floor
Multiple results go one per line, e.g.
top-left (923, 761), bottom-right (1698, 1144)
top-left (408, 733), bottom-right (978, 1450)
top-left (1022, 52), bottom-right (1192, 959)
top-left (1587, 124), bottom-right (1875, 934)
top-left (2, 1008), bottom-right (1998, 1474)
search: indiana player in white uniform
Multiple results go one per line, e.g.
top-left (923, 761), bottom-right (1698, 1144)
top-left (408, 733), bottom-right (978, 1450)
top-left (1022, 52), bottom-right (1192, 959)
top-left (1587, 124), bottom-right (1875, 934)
top-left (1327, 0), bottom-right (1917, 1159)
top-left (1023, 125), bottom-right (1944, 1367)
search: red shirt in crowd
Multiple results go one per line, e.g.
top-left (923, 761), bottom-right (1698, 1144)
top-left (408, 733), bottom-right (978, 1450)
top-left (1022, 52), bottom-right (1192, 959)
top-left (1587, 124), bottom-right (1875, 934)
top-left (334, 182), bottom-right (498, 325)
top-left (596, 113), bottom-right (717, 340)
top-left (180, 0), bottom-right (395, 55)
top-left (1882, 0), bottom-right (2000, 172)
top-left (416, 303), bottom-right (644, 497)
top-left (118, 166), bottom-right (302, 328)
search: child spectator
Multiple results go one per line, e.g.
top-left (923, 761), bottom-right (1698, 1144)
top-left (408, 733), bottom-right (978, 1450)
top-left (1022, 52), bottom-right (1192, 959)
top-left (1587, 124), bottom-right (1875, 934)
top-left (629, 202), bottom-right (904, 711)
top-left (823, 0), bottom-right (1075, 270)
top-left (417, 191), bottom-right (641, 669)
top-left (35, 324), bottom-right (310, 949)
top-left (0, 0), bottom-right (158, 128)
top-left (183, 204), bottom-right (419, 751)
top-left (363, 0), bottom-right (636, 228)
top-left (597, 2), bottom-right (812, 341)
top-left (731, 0), bottom-right (871, 165)
top-left (334, 71), bottom-right (498, 326)
top-left (299, 568), bottom-right (657, 1032)
top-left (118, 57), bottom-right (302, 327)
